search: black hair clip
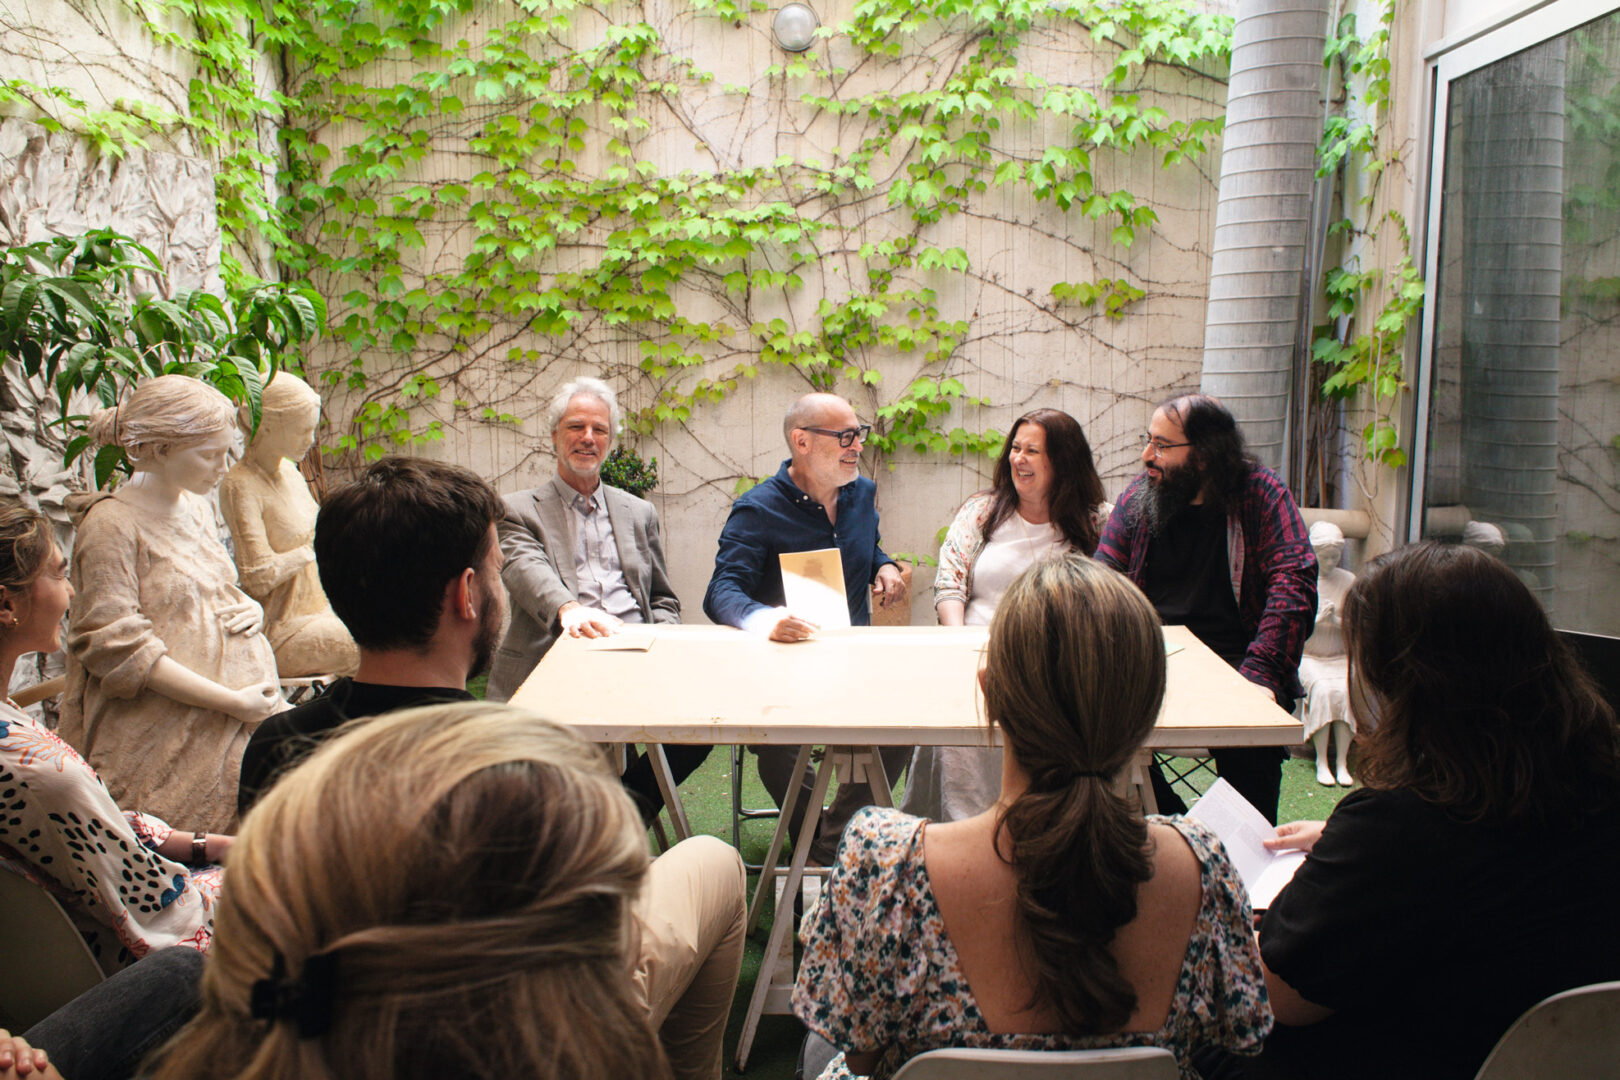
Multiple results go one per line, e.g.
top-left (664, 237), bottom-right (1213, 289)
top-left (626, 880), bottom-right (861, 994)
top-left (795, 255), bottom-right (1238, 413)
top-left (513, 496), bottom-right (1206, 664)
top-left (250, 951), bottom-right (339, 1038)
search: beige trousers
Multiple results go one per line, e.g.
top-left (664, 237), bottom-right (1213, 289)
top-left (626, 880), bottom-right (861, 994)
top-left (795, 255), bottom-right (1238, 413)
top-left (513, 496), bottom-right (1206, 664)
top-left (631, 835), bottom-right (748, 1080)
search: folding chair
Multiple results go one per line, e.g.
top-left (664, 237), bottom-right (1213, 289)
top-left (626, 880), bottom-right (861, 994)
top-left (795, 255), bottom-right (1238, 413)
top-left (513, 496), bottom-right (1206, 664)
top-left (0, 869), bottom-right (104, 1030)
top-left (891, 1046), bottom-right (1179, 1079)
top-left (1473, 980), bottom-right (1620, 1079)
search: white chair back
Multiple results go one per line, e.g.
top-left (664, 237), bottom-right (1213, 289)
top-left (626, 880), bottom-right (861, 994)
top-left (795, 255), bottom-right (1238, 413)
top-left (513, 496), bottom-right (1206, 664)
top-left (1474, 980), bottom-right (1620, 1079)
top-left (0, 868), bottom-right (105, 1030)
top-left (890, 1046), bottom-right (1180, 1079)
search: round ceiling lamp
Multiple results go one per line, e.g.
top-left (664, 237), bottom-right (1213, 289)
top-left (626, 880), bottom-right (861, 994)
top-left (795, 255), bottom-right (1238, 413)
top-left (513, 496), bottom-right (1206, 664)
top-left (772, 3), bottom-right (820, 51)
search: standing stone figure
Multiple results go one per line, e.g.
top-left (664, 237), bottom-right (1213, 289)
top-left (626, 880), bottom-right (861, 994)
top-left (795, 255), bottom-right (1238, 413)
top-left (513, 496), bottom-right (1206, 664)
top-left (220, 373), bottom-right (358, 678)
top-left (59, 375), bottom-right (283, 834)
top-left (1299, 521), bottom-right (1356, 786)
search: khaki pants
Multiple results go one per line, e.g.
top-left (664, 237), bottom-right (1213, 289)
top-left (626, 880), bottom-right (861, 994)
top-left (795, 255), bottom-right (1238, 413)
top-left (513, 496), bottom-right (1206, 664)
top-left (631, 835), bottom-right (747, 1080)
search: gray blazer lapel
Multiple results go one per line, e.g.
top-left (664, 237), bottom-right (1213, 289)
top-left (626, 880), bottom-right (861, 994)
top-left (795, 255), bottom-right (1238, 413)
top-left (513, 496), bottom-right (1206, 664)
top-left (535, 486), bottom-right (581, 596)
top-left (602, 487), bottom-right (651, 617)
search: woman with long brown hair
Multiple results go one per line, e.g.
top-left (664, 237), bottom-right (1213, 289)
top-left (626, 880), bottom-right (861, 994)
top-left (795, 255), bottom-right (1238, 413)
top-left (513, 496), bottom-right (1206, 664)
top-left (1248, 542), bottom-right (1620, 1080)
top-left (795, 555), bottom-right (1270, 1079)
top-left (906, 408), bottom-right (1109, 821)
top-left (148, 701), bottom-right (677, 1080)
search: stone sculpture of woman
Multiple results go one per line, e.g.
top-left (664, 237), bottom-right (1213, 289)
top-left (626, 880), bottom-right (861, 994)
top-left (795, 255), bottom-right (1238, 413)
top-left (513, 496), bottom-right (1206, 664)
top-left (58, 374), bottom-right (284, 834)
top-left (219, 373), bottom-right (358, 678)
top-left (1299, 521), bottom-right (1357, 786)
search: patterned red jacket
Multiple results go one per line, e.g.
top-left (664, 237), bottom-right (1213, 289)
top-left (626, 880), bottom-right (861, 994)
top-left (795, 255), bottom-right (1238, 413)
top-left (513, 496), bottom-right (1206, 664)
top-left (1096, 463), bottom-right (1318, 704)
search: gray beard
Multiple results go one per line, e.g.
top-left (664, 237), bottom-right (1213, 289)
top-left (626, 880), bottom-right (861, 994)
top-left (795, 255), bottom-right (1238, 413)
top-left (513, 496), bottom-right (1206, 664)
top-left (1143, 465), bottom-right (1204, 537)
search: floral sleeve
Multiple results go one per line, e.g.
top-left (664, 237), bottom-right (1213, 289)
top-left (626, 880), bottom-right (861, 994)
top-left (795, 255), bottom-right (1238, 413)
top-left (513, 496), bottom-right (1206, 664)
top-left (793, 806), bottom-right (932, 1055)
top-left (933, 495), bottom-right (992, 609)
top-left (126, 811), bottom-right (174, 850)
top-left (1167, 817), bottom-right (1274, 1055)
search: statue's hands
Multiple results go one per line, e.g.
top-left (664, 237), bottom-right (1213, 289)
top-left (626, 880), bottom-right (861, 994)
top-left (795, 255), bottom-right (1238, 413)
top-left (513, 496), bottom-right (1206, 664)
top-left (218, 600), bottom-right (266, 637)
top-left (1264, 820), bottom-right (1326, 855)
top-left (230, 680), bottom-right (284, 723)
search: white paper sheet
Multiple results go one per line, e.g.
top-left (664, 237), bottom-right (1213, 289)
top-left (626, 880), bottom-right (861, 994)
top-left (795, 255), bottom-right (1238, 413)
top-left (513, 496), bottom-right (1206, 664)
top-left (780, 548), bottom-right (852, 628)
top-left (1187, 778), bottom-right (1305, 909)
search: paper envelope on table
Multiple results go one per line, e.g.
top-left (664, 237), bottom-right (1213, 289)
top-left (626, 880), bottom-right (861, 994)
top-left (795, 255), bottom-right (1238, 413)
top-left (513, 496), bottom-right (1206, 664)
top-left (780, 548), bottom-right (851, 628)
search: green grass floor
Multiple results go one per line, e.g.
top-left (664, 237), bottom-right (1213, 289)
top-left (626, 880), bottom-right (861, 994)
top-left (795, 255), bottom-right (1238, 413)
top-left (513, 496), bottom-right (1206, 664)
top-left (655, 746), bottom-right (1353, 1078)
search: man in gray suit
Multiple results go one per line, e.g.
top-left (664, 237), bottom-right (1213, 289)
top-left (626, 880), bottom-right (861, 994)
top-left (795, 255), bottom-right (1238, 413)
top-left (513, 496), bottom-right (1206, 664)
top-left (487, 376), bottom-right (704, 818)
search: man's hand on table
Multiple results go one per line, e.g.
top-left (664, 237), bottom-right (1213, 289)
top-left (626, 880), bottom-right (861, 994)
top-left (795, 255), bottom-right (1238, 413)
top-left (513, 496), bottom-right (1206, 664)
top-left (873, 563), bottom-right (907, 608)
top-left (768, 614), bottom-right (820, 643)
top-left (558, 601), bottom-right (622, 639)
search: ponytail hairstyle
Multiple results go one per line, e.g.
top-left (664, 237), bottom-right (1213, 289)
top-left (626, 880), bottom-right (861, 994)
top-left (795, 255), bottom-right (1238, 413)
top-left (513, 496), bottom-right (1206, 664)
top-left (984, 555), bottom-right (1166, 1034)
top-left (147, 702), bottom-right (672, 1080)
top-left (85, 374), bottom-right (237, 465)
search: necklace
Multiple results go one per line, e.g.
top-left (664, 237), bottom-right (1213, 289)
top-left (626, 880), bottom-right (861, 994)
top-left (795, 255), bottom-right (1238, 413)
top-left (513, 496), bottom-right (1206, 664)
top-left (1014, 507), bottom-right (1062, 561)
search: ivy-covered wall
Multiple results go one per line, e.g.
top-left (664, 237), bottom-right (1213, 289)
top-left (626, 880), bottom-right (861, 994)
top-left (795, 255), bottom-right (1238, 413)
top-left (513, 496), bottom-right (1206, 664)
top-left (278, 0), bottom-right (1236, 615)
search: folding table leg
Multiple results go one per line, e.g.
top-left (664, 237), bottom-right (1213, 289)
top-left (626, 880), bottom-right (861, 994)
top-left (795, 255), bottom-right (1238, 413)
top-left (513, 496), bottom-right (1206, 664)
top-left (746, 744), bottom-right (813, 934)
top-left (735, 749), bottom-right (834, 1073)
top-left (648, 743), bottom-right (692, 841)
top-left (1131, 749), bottom-right (1160, 814)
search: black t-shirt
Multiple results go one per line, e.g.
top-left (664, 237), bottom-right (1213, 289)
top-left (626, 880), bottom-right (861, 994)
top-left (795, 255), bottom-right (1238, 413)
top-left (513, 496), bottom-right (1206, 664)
top-left (237, 678), bottom-right (473, 816)
top-left (1256, 786), bottom-right (1620, 1080)
top-left (1141, 502), bottom-right (1249, 668)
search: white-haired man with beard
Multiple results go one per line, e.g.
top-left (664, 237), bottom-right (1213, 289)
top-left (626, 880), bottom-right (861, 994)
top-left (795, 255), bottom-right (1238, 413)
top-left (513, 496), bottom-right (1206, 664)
top-left (1097, 394), bottom-right (1317, 823)
top-left (484, 375), bottom-right (698, 824)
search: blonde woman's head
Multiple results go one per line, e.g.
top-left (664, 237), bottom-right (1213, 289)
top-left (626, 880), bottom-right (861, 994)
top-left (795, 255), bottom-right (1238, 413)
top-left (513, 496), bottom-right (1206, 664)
top-left (149, 702), bottom-right (669, 1080)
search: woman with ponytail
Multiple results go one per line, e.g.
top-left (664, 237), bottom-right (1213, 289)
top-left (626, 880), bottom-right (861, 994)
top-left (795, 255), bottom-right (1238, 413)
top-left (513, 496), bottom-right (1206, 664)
top-left (147, 701), bottom-right (678, 1080)
top-left (793, 555), bottom-right (1270, 1079)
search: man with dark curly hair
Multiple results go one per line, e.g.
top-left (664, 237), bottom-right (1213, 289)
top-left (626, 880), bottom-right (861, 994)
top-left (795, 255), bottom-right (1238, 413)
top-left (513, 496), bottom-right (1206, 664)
top-left (1097, 394), bottom-right (1317, 822)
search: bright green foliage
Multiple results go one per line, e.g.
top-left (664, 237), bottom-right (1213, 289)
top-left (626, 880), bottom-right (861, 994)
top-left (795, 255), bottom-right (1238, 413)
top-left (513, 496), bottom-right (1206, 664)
top-left (4, 0), bottom-right (1240, 473)
top-left (255, 0), bottom-right (1237, 464)
top-left (1312, 214), bottom-right (1423, 469)
top-left (1051, 276), bottom-right (1146, 318)
top-left (599, 443), bottom-right (660, 496)
top-left (0, 230), bottom-right (325, 485)
top-left (1311, 0), bottom-right (1422, 471)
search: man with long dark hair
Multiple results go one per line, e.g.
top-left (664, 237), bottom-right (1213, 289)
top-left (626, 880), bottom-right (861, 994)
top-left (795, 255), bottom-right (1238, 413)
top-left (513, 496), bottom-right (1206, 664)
top-left (1097, 394), bottom-right (1316, 821)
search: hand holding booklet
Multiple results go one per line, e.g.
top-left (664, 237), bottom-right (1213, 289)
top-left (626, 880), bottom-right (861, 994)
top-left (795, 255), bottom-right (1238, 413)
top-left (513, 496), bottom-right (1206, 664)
top-left (779, 548), bottom-right (851, 629)
top-left (1187, 778), bottom-right (1304, 910)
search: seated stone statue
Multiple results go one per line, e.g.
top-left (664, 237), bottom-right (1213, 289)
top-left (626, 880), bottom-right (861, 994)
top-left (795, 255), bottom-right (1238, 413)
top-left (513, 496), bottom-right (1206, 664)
top-left (1298, 521), bottom-right (1356, 786)
top-left (59, 374), bottom-right (284, 834)
top-left (219, 373), bottom-right (358, 678)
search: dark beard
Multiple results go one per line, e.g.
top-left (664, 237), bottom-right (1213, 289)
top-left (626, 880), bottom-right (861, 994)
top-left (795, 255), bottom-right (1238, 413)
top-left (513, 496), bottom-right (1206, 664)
top-left (1143, 462), bottom-right (1205, 537)
top-left (469, 583), bottom-right (502, 680)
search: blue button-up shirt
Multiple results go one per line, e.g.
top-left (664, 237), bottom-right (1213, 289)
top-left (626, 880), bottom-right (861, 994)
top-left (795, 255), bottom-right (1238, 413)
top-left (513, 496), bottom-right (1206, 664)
top-left (703, 460), bottom-right (895, 629)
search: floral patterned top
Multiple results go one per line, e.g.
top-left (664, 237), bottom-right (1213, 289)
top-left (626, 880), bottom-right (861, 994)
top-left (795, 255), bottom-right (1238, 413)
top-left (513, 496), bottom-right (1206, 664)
top-left (792, 806), bottom-right (1271, 1080)
top-left (0, 699), bottom-right (220, 974)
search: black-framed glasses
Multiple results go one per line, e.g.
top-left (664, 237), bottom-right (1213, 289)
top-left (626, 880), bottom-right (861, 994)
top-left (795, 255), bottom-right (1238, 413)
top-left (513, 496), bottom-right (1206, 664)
top-left (1140, 432), bottom-right (1191, 458)
top-left (803, 424), bottom-right (872, 448)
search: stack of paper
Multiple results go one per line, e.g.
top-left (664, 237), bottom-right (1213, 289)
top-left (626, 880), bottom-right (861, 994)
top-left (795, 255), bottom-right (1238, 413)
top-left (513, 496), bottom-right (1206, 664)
top-left (1187, 778), bottom-right (1305, 909)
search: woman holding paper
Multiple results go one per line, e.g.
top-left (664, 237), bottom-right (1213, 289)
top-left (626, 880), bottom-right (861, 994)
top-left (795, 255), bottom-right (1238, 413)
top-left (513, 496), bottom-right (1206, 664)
top-left (794, 556), bottom-right (1271, 1080)
top-left (1241, 543), bottom-right (1620, 1080)
top-left (904, 409), bottom-right (1109, 821)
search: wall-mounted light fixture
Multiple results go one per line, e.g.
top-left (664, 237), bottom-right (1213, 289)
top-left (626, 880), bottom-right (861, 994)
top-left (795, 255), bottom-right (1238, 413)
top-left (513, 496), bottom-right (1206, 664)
top-left (772, 2), bottom-right (819, 52)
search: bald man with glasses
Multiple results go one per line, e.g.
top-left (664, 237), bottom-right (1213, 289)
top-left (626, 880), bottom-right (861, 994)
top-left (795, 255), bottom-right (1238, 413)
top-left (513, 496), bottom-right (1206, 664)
top-left (704, 392), bottom-right (909, 864)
